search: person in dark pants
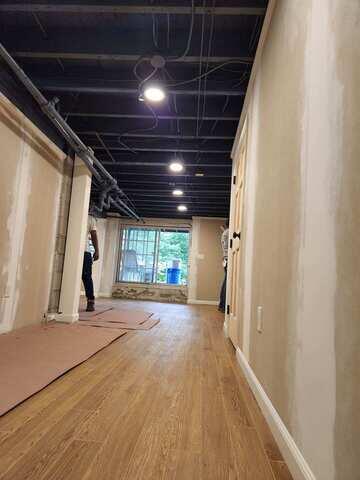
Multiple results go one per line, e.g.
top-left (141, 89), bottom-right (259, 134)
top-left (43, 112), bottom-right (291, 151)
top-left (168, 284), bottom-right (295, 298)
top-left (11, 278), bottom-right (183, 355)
top-left (82, 214), bottom-right (99, 312)
top-left (219, 220), bottom-right (229, 313)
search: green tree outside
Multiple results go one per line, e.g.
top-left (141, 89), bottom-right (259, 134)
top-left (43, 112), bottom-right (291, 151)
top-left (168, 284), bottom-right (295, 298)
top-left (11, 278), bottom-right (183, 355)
top-left (157, 231), bottom-right (189, 284)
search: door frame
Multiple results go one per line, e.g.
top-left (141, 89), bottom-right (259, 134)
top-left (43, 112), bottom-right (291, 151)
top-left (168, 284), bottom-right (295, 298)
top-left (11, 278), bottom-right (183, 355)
top-left (224, 117), bottom-right (249, 347)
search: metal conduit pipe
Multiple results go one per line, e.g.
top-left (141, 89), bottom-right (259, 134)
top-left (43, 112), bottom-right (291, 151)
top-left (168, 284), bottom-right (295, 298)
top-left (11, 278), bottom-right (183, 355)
top-left (0, 42), bottom-right (141, 221)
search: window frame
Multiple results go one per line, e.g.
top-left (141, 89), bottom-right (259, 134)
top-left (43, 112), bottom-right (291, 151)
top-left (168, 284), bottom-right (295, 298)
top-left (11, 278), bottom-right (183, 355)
top-left (116, 225), bottom-right (190, 286)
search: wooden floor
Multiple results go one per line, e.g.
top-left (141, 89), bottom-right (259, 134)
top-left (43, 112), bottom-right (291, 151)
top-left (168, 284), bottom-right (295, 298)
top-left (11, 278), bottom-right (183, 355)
top-left (0, 300), bottom-right (292, 480)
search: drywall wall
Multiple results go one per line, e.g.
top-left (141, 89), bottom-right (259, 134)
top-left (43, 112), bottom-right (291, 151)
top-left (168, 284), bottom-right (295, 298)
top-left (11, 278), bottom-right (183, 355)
top-left (232, 1), bottom-right (360, 479)
top-left (188, 217), bottom-right (226, 304)
top-left (0, 93), bottom-right (67, 332)
top-left (48, 155), bottom-right (73, 313)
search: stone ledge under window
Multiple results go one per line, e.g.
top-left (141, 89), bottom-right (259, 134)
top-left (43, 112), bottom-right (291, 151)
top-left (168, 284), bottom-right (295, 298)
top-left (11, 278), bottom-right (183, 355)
top-left (112, 283), bottom-right (187, 304)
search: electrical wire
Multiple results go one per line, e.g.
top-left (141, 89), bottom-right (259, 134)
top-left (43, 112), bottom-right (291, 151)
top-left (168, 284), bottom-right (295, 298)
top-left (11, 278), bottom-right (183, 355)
top-left (168, 59), bottom-right (252, 88)
top-left (167, 13), bottom-right (170, 49)
top-left (118, 101), bottom-right (159, 145)
top-left (95, 132), bottom-right (116, 163)
top-left (198, 0), bottom-right (216, 135)
top-left (196, 0), bottom-right (207, 138)
top-left (152, 13), bottom-right (159, 49)
top-left (168, 0), bottom-right (195, 61)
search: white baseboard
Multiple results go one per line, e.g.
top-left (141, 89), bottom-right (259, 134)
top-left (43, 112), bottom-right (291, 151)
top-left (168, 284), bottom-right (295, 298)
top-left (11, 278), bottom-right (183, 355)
top-left (187, 299), bottom-right (219, 306)
top-left (55, 312), bottom-right (79, 323)
top-left (97, 292), bottom-right (112, 298)
top-left (0, 324), bottom-right (10, 334)
top-left (236, 347), bottom-right (316, 480)
top-left (223, 320), bottom-right (229, 338)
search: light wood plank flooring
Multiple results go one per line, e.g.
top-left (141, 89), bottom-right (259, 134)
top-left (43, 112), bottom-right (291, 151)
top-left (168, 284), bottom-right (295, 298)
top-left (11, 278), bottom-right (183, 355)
top-left (0, 300), bottom-right (292, 480)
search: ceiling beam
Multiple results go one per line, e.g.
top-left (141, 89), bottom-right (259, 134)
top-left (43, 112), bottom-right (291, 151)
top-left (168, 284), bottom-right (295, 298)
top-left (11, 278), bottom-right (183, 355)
top-left (36, 80), bottom-right (245, 97)
top-left (79, 131), bottom-right (234, 141)
top-left (92, 189), bottom-right (230, 195)
top-left (100, 172), bottom-right (230, 178)
top-left (111, 179), bottom-right (230, 185)
top-left (0, 5), bottom-right (266, 16)
top-left (66, 112), bottom-right (239, 121)
top-left (101, 162), bottom-right (231, 167)
top-left (12, 51), bottom-right (253, 65)
top-left (132, 198), bottom-right (229, 204)
top-left (90, 146), bottom-right (231, 153)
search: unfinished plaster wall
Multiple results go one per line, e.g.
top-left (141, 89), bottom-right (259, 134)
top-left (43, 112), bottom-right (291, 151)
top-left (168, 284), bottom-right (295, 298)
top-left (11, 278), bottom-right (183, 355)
top-left (48, 155), bottom-right (73, 313)
top-left (234, 1), bottom-right (360, 479)
top-left (0, 94), bottom-right (66, 332)
top-left (188, 217), bottom-right (225, 304)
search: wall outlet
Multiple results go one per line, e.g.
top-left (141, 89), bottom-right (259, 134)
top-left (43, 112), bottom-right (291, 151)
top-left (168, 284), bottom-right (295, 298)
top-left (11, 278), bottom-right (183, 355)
top-left (256, 306), bottom-right (263, 333)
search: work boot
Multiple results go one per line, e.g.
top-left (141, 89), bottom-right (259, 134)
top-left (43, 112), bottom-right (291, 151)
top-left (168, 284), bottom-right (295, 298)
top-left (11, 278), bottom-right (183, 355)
top-left (86, 300), bottom-right (95, 312)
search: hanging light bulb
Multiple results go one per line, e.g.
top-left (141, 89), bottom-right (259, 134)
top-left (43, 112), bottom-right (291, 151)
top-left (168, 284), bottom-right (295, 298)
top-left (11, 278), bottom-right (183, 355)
top-left (169, 161), bottom-right (184, 173)
top-left (143, 83), bottom-right (166, 102)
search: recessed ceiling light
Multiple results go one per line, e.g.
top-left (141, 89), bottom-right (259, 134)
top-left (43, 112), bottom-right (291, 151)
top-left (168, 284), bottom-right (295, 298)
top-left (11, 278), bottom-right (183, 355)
top-left (169, 162), bottom-right (184, 173)
top-left (172, 189), bottom-right (183, 196)
top-left (143, 84), bottom-right (166, 102)
top-left (177, 205), bottom-right (187, 212)
top-left (195, 172), bottom-right (204, 177)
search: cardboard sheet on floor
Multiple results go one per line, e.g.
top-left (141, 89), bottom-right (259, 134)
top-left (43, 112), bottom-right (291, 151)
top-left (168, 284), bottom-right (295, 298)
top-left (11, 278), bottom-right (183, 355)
top-left (78, 305), bottom-right (114, 319)
top-left (79, 315), bottom-right (160, 331)
top-left (0, 323), bottom-right (126, 416)
top-left (79, 308), bottom-right (154, 325)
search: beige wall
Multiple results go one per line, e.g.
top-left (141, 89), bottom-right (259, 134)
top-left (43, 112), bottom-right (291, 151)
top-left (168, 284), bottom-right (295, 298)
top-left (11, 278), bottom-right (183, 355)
top-left (232, 1), bottom-right (360, 479)
top-left (0, 94), bottom-right (67, 332)
top-left (188, 217), bottom-right (225, 303)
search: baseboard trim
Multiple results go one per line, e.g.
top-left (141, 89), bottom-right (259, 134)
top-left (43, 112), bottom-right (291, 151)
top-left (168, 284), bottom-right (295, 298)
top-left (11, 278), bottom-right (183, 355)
top-left (0, 324), bottom-right (10, 334)
top-left (55, 312), bottom-right (79, 323)
top-left (235, 347), bottom-right (316, 480)
top-left (187, 299), bottom-right (218, 306)
top-left (97, 292), bottom-right (112, 298)
top-left (223, 320), bottom-right (229, 338)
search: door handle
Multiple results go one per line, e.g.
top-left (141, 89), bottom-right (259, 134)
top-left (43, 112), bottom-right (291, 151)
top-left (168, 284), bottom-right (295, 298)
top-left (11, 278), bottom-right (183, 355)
top-left (233, 231), bottom-right (241, 240)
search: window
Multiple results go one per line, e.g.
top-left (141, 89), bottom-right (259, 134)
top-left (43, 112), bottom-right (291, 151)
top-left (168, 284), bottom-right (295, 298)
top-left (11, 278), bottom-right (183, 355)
top-left (117, 226), bottom-right (190, 285)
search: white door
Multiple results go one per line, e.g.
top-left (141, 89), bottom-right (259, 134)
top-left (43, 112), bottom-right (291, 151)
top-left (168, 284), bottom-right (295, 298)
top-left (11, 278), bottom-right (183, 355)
top-left (227, 124), bottom-right (247, 347)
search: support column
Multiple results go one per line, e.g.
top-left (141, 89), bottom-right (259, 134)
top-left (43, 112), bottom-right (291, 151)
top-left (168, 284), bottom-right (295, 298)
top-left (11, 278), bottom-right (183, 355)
top-left (56, 156), bottom-right (91, 323)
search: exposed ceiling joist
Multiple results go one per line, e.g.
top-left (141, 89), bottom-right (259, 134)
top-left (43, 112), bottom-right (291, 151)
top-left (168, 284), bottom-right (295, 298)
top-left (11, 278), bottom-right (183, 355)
top-left (36, 81), bottom-right (245, 97)
top-left (90, 146), bottom-right (231, 153)
top-left (101, 162), bottom-right (231, 167)
top-left (114, 179), bottom-right (230, 185)
top-left (66, 113), bottom-right (239, 121)
top-left (132, 199), bottom-right (229, 204)
top-left (101, 172), bottom-right (230, 178)
top-left (80, 131), bottom-right (233, 141)
top-left (109, 189), bottom-right (230, 195)
top-left (0, 5), bottom-right (266, 16)
top-left (12, 52), bottom-right (253, 65)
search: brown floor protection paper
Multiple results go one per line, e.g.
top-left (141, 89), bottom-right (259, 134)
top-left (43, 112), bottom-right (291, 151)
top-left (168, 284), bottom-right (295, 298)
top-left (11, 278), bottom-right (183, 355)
top-left (79, 316), bottom-right (160, 331)
top-left (78, 305), bottom-right (114, 319)
top-left (0, 323), bottom-right (126, 416)
top-left (79, 308), bottom-right (154, 325)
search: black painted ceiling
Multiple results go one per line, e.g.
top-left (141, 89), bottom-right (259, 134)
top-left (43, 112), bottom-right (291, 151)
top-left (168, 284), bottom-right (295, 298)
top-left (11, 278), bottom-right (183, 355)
top-left (0, 1), bottom-right (267, 219)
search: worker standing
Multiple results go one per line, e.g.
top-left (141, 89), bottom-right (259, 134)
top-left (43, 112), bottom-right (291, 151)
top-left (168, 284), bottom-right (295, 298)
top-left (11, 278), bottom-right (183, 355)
top-left (82, 214), bottom-right (99, 312)
top-left (219, 220), bottom-right (229, 313)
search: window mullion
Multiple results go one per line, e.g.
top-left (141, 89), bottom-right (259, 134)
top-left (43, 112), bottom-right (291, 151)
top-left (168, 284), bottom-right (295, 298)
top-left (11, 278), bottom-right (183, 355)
top-left (153, 228), bottom-right (161, 284)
